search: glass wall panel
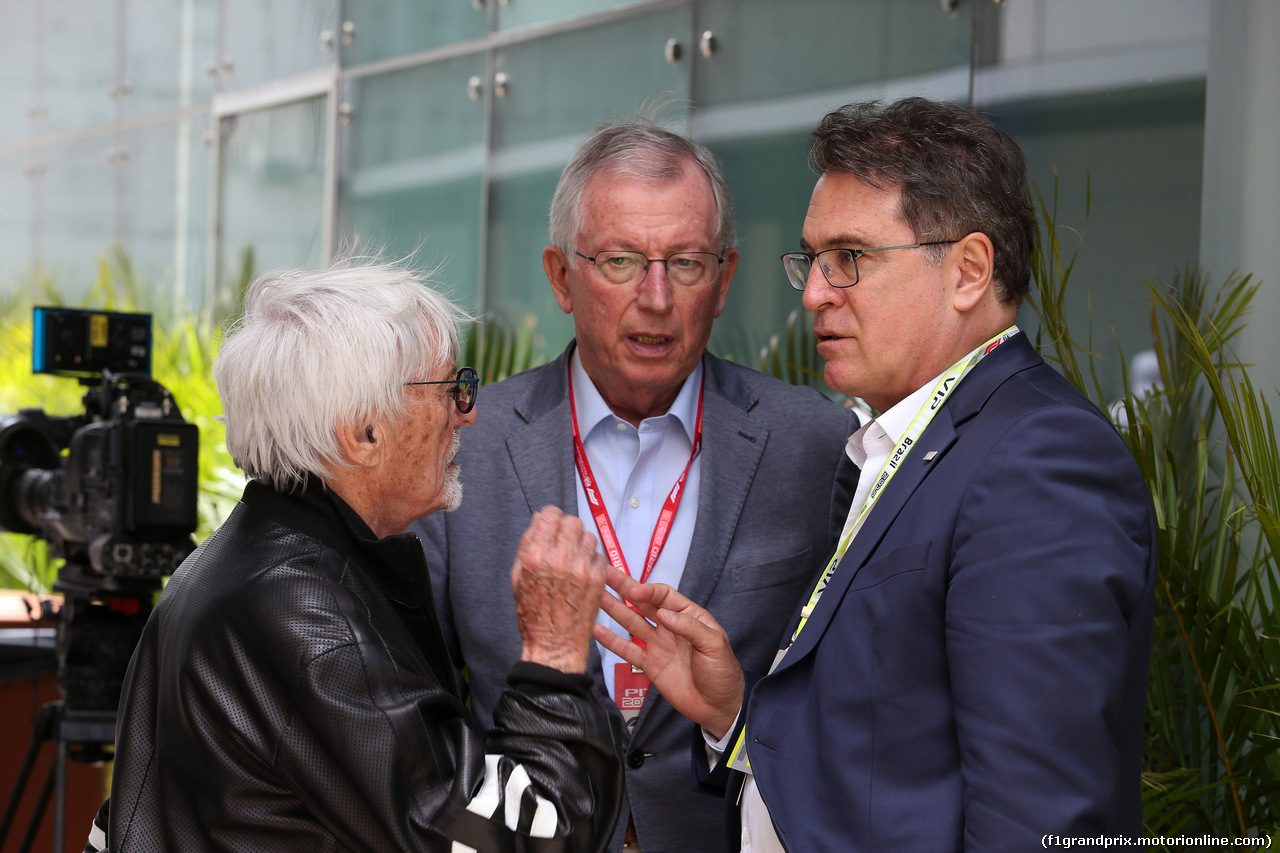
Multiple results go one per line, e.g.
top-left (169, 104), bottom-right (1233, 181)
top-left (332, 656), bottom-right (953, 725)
top-left (38, 133), bottom-right (118, 301)
top-left (0, 152), bottom-right (35, 286)
top-left (497, 0), bottom-right (651, 33)
top-left (116, 117), bottom-right (211, 313)
top-left (486, 5), bottom-right (692, 356)
top-left (0, 0), bottom-right (39, 145)
top-left (220, 0), bottom-right (336, 90)
top-left (976, 0), bottom-right (1210, 397)
top-left (695, 0), bottom-right (970, 105)
top-left (696, 0), bottom-right (972, 365)
top-left (338, 53), bottom-right (487, 308)
top-left (123, 0), bottom-right (219, 117)
top-left (993, 84), bottom-right (1206, 398)
top-left (42, 2), bottom-right (119, 134)
top-left (343, 2), bottom-right (488, 66)
top-left (217, 98), bottom-right (326, 312)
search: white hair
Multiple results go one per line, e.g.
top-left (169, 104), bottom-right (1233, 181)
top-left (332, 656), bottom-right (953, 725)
top-left (215, 255), bottom-right (471, 493)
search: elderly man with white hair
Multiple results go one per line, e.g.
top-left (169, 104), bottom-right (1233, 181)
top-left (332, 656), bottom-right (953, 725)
top-left (86, 256), bottom-right (624, 852)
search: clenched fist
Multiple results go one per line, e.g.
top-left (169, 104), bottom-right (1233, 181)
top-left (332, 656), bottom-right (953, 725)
top-left (511, 506), bottom-right (608, 673)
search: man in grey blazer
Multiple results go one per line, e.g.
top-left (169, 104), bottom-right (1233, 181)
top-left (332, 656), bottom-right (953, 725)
top-left (412, 120), bottom-right (856, 853)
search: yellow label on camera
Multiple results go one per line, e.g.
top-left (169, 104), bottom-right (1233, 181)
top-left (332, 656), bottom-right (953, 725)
top-left (90, 314), bottom-right (109, 348)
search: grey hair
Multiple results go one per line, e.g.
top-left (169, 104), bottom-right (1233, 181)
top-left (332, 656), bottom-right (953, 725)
top-left (548, 119), bottom-right (736, 254)
top-left (215, 255), bottom-right (472, 493)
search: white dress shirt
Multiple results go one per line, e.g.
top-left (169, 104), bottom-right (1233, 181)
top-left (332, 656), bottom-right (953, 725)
top-left (570, 350), bottom-right (704, 700)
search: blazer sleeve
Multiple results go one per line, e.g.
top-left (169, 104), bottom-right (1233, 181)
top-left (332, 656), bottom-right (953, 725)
top-left (945, 403), bottom-right (1154, 848)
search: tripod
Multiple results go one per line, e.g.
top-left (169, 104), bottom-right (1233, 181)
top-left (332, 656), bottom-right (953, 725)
top-left (0, 701), bottom-right (115, 853)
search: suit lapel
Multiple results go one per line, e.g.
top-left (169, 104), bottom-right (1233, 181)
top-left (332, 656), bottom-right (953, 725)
top-left (503, 348), bottom-right (615, 699)
top-left (775, 334), bottom-right (1043, 668)
top-left (778, 407), bottom-right (958, 667)
top-left (676, 355), bottom-right (767, 609)
top-left (506, 349), bottom-right (578, 518)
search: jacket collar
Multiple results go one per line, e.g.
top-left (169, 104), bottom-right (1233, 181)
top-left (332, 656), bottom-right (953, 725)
top-left (241, 476), bottom-right (430, 608)
top-left (778, 333), bottom-right (1044, 667)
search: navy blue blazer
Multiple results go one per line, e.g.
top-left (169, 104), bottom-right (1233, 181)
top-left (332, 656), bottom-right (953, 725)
top-left (699, 334), bottom-right (1157, 852)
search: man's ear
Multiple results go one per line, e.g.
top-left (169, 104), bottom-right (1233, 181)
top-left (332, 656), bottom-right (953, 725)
top-left (543, 246), bottom-right (574, 314)
top-left (951, 232), bottom-right (996, 314)
top-left (336, 421), bottom-right (381, 468)
top-left (713, 248), bottom-right (738, 318)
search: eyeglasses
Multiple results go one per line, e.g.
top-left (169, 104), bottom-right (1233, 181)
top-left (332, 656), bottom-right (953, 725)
top-left (780, 241), bottom-right (957, 291)
top-left (405, 366), bottom-right (479, 414)
top-left (575, 250), bottom-right (723, 288)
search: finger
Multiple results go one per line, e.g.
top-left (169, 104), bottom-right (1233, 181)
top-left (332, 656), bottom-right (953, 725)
top-left (654, 605), bottom-right (728, 654)
top-left (602, 578), bottom-right (669, 626)
top-left (609, 575), bottom-right (690, 614)
top-left (599, 590), bottom-right (657, 640)
top-left (512, 510), bottom-right (555, 586)
top-left (518, 509), bottom-right (554, 555)
top-left (603, 566), bottom-right (641, 598)
top-left (534, 504), bottom-right (564, 522)
top-left (602, 572), bottom-right (673, 620)
top-left (592, 623), bottom-right (645, 669)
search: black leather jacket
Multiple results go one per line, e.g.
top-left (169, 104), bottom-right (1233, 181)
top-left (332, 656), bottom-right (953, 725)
top-left (100, 479), bottom-right (623, 852)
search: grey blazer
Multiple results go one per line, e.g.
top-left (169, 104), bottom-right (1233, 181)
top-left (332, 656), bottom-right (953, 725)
top-left (413, 345), bottom-right (857, 853)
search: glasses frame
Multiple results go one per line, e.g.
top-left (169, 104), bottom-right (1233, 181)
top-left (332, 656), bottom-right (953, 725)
top-left (574, 249), bottom-right (725, 288)
top-left (405, 366), bottom-right (479, 414)
top-left (780, 241), bottom-right (958, 291)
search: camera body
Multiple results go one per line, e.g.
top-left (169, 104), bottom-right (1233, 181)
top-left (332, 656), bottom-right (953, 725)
top-left (0, 307), bottom-right (200, 713)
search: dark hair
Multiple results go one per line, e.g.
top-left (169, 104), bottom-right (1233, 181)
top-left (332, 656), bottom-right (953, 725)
top-left (808, 97), bottom-right (1035, 305)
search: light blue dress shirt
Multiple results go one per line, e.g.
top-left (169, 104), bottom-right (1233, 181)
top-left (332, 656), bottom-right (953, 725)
top-left (568, 349), bottom-right (704, 701)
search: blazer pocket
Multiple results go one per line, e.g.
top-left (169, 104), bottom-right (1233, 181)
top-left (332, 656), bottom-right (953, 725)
top-left (729, 546), bottom-right (814, 593)
top-left (847, 542), bottom-right (932, 593)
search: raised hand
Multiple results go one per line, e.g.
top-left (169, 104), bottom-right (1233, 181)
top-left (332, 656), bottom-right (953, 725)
top-left (593, 570), bottom-right (745, 740)
top-left (511, 506), bottom-right (608, 673)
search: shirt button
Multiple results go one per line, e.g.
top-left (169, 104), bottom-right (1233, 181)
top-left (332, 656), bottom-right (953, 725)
top-left (616, 421), bottom-right (628, 431)
top-left (630, 497), bottom-right (639, 509)
top-left (741, 827), bottom-right (751, 847)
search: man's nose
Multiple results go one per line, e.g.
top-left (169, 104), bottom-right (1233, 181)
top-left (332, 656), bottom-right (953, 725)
top-left (636, 260), bottom-right (675, 311)
top-left (801, 261), bottom-right (840, 312)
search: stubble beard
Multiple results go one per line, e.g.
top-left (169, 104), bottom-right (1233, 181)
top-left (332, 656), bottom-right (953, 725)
top-left (442, 429), bottom-right (463, 512)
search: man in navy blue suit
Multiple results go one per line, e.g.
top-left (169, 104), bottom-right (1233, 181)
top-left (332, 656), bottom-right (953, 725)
top-left (596, 98), bottom-right (1157, 852)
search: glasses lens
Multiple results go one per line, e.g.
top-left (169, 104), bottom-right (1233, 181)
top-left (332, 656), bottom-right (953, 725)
top-left (453, 367), bottom-right (478, 413)
top-left (819, 249), bottom-right (859, 287)
top-left (667, 253), bottom-right (717, 287)
top-left (593, 251), bottom-right (646, 285)
top-left (782, 253), bottom-right (812, 291)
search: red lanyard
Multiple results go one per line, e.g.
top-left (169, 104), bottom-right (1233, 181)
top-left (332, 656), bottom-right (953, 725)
top-left (568, 365), bottom-right (705, 592)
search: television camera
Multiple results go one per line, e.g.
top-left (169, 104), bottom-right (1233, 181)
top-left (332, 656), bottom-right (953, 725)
top-left (0, 307), bottom-right (199, 716)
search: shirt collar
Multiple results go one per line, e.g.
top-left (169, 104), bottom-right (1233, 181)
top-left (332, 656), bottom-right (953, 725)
top-left (845, 337), bottom-right (993, 467)
top-left (570, 347), bottom-right (702, 442)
